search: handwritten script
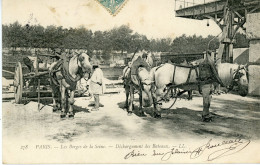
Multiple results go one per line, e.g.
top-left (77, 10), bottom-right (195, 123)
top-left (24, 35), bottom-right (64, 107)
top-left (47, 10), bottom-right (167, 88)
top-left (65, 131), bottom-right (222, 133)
top-left (190, 138), bottom-right (250, 161)
top-left (123, 138), bottom-right (251, 161)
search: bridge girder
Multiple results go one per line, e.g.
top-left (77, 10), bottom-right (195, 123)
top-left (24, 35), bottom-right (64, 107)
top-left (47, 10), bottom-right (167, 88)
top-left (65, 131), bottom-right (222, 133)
top-left (175, 0), bottom-right (260, 63)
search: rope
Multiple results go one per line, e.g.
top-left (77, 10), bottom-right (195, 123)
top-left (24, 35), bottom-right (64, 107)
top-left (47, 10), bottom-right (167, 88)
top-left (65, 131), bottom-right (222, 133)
top-left (165, 96), bottom-right (178, 110)
top-left (153, 87), bottom-right (184, 110)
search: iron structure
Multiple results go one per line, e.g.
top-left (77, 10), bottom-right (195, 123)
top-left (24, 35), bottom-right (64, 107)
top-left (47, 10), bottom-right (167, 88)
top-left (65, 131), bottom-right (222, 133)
top-left (175, 0), bottom-right (260, 63)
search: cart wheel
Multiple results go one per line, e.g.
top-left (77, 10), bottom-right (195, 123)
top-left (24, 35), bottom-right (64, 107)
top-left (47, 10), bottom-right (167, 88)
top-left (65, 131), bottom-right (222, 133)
top-left (14, 62), bottom-right (23, 104)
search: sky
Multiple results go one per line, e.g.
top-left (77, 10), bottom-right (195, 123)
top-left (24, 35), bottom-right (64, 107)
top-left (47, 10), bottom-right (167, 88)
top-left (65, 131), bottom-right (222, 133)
top-left (2, 0), bottom-right (222, 39)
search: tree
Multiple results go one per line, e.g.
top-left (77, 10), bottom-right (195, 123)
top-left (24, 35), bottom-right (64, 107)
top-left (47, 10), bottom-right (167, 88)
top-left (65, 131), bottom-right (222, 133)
top-left (92, 31), bottom-right (104, 51)
top-left (110, 25), bottom-right (133, 54)
top-left (2, 24), bottom-right (10, 48)
top-left (4, 22), bottom-right (27, 49)
top-left (170, 34), bottom-right (219, 54)
top-left (26, 24), bottom-right (45, 48)
top-left (44, 25), bottom-right (60, 49)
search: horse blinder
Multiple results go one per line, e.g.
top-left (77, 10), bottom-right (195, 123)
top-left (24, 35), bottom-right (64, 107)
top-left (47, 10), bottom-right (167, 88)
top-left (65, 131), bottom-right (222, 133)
top-left (78, 55), bottom-right (84, 62)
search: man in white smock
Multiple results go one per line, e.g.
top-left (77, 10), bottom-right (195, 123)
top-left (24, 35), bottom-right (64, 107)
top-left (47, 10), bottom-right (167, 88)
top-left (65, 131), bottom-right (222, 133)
top-left (89, 60), bottom-right (105, 111)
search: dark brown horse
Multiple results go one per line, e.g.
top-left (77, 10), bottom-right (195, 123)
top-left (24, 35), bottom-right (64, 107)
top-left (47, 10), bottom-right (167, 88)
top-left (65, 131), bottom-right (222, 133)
top-left (49, 53), bottom-right (92, 118)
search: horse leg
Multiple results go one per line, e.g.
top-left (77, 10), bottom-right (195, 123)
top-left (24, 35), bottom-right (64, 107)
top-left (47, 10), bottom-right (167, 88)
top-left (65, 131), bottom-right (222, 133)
top-left (60, 84), bottom-right (67, 118)
top-left (151, 88), bottom-right (159, 116)
top-left (188, 90), bottom-right (193, 100)
top-left (214, 83), bottom-right (221, 95)
top-left (50, 78), bottom-right (59, 112)
top-left (68, 90), bottom-right (75, 118)
top-left (201, 84), bottom-right (212, 122)
top-left (138, 90), bottom-right (145, 116)
top-left (152, 88), bottom-right (164, 118)
top-left (52, 89), bottom-right (58, 112)
top-left (151, 85), bottom-right (157, 109)
top-left (154, 99), bottom-right (162, 118)
top-left (124, 85), bottom-right (129, 109)
top-left (128, 85), bottom-right (134, 115)
top-left (57, 89), bottom-right (61, 110)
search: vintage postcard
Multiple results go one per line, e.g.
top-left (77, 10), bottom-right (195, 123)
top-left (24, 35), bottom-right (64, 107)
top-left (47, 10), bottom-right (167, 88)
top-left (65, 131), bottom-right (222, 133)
top-left (2, 0), bottom-right (260, 164)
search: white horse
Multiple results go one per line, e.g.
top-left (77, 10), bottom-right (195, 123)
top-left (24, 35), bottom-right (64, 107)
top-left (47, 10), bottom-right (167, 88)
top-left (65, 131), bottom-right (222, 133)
top-left (122, 55), bottom-right (154, 115)
top-left (150, 58), bottom-right (248, 121)
top-left (49, 53), bottom-right (92, 118)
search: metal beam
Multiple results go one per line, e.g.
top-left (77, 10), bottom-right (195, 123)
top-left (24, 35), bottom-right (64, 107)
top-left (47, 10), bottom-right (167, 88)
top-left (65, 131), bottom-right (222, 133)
top-left (175, 0), bottom-right (258, 63)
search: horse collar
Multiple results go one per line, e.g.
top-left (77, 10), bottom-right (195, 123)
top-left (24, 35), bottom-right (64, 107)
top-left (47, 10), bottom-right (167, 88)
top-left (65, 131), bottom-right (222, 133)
top-left (62, 56), bottom-right (83, 83)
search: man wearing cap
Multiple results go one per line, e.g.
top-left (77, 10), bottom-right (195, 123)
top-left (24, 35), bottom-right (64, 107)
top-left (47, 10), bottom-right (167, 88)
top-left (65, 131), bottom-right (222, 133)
top-left (89, 60), bottom-right (105, 111)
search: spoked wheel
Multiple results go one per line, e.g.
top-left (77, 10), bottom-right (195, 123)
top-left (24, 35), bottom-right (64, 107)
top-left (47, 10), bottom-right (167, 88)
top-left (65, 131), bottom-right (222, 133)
top-left (14, 62), bottom-right (23, 104)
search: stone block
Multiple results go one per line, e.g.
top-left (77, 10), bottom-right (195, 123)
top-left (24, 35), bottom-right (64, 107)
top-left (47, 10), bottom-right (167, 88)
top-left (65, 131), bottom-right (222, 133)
top-left (248, 65), bottom-right (260, 96)
top-left (249, 40), bottom-right (260, 63)
top-left (246, 13), bottom-right (260, 39)
top-left (233, 48), bottom-right (249, 64)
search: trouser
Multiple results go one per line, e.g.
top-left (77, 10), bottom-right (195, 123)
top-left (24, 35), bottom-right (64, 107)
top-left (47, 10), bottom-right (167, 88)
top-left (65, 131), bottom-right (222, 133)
top-left (202, 84), bottom-right (212, 116)
top-left (94, 94), bottom-right (100, 109)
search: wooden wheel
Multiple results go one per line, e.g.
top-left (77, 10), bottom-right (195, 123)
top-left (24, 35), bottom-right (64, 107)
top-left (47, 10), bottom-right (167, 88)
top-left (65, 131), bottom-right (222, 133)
top-left (14, 62), bottom-right (23, 104)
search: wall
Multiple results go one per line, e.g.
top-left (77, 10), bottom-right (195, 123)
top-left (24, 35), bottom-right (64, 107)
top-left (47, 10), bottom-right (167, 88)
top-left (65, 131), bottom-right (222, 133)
top-left (247, 12), bottom-right (260, 96)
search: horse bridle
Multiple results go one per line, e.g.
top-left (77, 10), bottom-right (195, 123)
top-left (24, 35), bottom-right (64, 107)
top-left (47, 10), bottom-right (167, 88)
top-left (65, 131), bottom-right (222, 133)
top-left (136, 67), bottom-right (154, 90)
top-left (76, 53), bottom-right (91, 81)
top-left (228, 65), bottom-right (248, 90)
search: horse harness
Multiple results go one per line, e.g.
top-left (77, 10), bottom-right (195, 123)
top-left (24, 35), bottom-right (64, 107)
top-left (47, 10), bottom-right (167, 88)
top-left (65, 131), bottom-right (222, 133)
top-left (124, 56), bottom-right (151, 91)
top-left (227, 64), bottom-right (248, 91)
top-left (126, 67), bottom-right (144, 91)
top-left (164, 56), bottom-right (224, 94)
top-left (50, 55), bottom-right (87, 90)
top-left (156, 61), bottom-right (247, 106)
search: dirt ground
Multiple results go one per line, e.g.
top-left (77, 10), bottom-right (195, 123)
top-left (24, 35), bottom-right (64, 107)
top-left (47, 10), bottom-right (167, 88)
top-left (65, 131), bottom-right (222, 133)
top-left (2, 90), bottom-right (260, 143)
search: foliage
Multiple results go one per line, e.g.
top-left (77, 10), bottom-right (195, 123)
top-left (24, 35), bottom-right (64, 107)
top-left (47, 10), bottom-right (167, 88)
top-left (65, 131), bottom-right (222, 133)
top-left (2, 22), bottom-right (249, 55)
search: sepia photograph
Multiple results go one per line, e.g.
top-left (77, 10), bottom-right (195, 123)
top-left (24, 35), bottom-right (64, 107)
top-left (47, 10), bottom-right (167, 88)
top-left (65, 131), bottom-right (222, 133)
top-left (1, 0), bottom-right (260, 163)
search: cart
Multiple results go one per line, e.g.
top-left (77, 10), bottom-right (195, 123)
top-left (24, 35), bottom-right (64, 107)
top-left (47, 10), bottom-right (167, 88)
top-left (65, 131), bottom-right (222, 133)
top-left (13, 53), bottom-right (59, 110)
top-left (13, 52), bottom-right (88, 110)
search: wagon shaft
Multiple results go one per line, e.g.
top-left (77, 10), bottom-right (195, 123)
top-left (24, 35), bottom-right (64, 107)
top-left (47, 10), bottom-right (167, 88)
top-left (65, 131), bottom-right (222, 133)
top-left (23, 71), bottom-right (50, 79)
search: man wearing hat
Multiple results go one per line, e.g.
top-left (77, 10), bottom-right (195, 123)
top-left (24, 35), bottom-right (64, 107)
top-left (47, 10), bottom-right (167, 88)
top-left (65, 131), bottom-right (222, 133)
top-left (89, 60), bottom-right (105, 111)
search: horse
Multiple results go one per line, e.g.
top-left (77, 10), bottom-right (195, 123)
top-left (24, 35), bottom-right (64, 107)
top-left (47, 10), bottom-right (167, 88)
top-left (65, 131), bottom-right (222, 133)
top-left (49, 52), bottom-right (92, 118)
top-left (150, 57), bottom-right (248, 121)
top-left (122, 56), bottom-right (154, 115)
top-left (130, 51), bottom-right (156, 67)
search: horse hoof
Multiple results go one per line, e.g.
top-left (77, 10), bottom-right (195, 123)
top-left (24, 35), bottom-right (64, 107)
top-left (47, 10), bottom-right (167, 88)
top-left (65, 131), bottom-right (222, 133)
top-left (91, 108), bottom-right (99, 111)
top-left (139, 111), bottom-right (146, 117)
top-left (127, 112), bottom-right (132, 116)
top-left (68, 114), bottom-right (74, 118)
top-left (60, 114), bottom-right (66, 118)
top-left (153, 112), bottom-right (161, 118)
top-left (202, 115), bottom-right (212, 122)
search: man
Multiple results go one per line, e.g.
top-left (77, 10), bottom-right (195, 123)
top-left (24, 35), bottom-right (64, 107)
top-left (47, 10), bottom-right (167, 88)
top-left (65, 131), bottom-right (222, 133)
top-left (89, 60), bottom-right (105, 111)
